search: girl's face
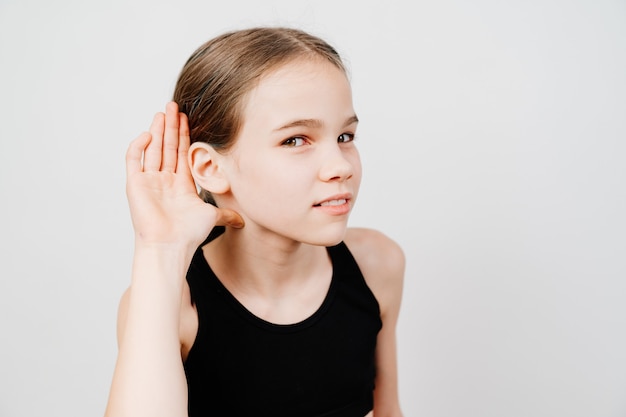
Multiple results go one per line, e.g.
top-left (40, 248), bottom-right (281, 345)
top-left (222, 58), bottom-right (362, 246)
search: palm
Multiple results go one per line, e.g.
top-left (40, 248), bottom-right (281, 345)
top-left (126, 102), bottom-right (242, 247)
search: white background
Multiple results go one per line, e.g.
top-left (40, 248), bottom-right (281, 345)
top-left (1, 1), bottom-right (625, 416)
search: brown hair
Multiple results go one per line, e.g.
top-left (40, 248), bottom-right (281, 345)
top-left (172, 27), bottom-right (347, 204)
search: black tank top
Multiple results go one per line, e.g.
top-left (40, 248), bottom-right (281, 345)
top-left (184, 236), bottom-right (382, 417)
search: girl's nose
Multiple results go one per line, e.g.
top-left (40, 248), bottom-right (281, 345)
top-left (318, 145), bottom-right (355, 182)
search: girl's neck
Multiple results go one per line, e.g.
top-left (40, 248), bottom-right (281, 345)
top-left (202, 227), bottom-right (331, 298)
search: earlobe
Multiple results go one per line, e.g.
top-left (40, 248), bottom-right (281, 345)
top-left (188, 142), bottom-right (230, 194)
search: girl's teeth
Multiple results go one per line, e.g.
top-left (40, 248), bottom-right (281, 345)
top-left (320, 199), bottom-right (346, 207)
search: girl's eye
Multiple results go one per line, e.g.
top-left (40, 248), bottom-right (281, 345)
top-left (338, 133), bottom-right (355, 143)
top-left (282, 137), bottom-right (307, 147)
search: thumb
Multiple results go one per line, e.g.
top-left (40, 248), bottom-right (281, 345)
top-left (214, 208), bottom-right (245, 229)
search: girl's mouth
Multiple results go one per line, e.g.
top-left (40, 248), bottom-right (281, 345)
top-left (315, 199), bottom-right (347, 207)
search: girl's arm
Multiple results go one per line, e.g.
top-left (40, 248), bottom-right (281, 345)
top-left (345, 228), bottom-right (405, 417)
top-left (104, 102), bottom-right (242, 417)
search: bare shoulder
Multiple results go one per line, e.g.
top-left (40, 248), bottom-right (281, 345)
top-left (344, 227), bottom-right (405, 280)
top-left (344, 227), bottom-right (405, 316)
top-left (115, 287), bottom-right (132, 347)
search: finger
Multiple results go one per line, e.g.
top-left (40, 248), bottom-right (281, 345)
top-left (161, 102), bottom-right (179, 172)
top-left (143, 112), bottom-right (165, 172)
top-left (126, 132), bottom-right (152, 176)
top-left (175, 112), bottom-right (191, 176)
top-left (215, 208), bottom-right (245, 229)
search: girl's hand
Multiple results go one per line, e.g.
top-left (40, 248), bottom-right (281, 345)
top-left (125, 102), bottom-right (243, 248)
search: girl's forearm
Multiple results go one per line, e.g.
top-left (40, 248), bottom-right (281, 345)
top-left (105, 244), bottom-right (193, 417)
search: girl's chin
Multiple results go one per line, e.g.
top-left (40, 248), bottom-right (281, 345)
top-left (302, 227), bottom-right (349, 247)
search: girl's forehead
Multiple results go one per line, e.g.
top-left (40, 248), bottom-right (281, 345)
top-left (247, 59), bottom-right (350, 105)
top-left (238, 59), bottom-right (354, 136)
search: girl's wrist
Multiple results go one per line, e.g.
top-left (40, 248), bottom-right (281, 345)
top-left (131, 242), bottom-right (197, 287)
top-left (133, 234), bottom-right (200, 255)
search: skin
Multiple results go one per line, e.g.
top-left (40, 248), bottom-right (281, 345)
top-left (105, 58), bottom-right (404, 417)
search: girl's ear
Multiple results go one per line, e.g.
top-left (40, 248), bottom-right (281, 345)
top-left (188, 142), bottom-right (230, 195)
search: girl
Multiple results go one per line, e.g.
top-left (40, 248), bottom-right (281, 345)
top-left (105, 27), bottom-right (405, 417)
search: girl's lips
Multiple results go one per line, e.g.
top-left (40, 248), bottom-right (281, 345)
top-left (313, 193), bottom-right (353, 207)
top-left (313, 196), bottom-right (352, 215)
top-left (318, 198), bottom-right (347, 207)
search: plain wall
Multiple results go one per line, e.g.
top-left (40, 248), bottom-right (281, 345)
top-left (1, 0), bottom-right (625, 416)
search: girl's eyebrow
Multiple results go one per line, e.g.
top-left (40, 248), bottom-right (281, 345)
top-left (274, 115), bottom-right (359, 132)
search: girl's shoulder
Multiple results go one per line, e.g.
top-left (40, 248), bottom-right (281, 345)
top-left (344, 228), bottom-right (405, 315)
top-left (344, 227), bottom-right (405, 275)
